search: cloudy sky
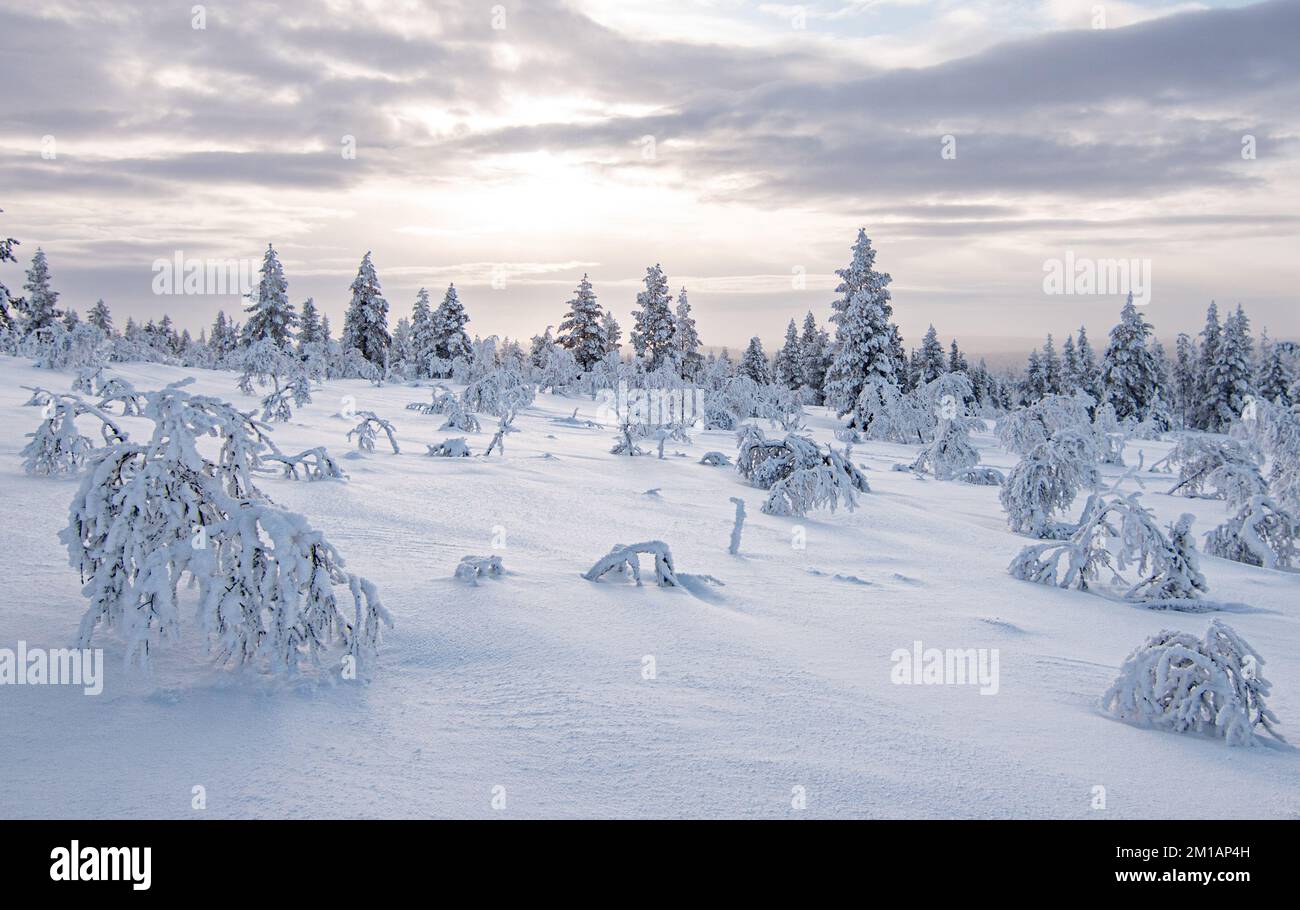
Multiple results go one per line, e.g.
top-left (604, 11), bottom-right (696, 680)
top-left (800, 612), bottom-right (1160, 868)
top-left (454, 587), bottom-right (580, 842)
top-left (1, 0), bottom-right (1296, 356)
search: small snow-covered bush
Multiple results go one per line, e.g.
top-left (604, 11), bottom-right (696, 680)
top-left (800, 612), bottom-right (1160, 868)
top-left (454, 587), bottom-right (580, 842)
top-left (267, 447), bottom-right (347, 481)
top-left (438, 397), bottom-right (481, 433)
top-left (454, 555), bottom-right (504, 585)
top-left (583, 540), bottom-right (679, 587)
top-left (464, 366), bottom-right (534, 418)
top-left (911, 415), bottom-right (981, 480)
top-left (235, 338), bottom-right (314, 423)
top-left (1204, 495), bottom-right (1299, 570)
top-left (736, 426), bottom-right (868, 517)
top-left (699, 451), bottom-right (731, 467)
top-left (426, 437), bottom-right (471, 457)
top-left (347, 411), bottom-right (399, 454)
top-left (1101, 620), bottom-right (1283, 747)
top-left (1000, 428), bottom-right (1100, 538)
top-left (610, 423), bottom-right (647, 456)
top-left (957, 466), bottom-right (1004, 486)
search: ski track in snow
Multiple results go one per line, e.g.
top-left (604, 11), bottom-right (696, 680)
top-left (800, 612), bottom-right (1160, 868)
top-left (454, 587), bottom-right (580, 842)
top-left (1, 355), bottom-right (1297, 818)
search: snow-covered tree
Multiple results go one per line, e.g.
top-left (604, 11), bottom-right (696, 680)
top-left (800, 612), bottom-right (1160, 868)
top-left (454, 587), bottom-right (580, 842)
top-left (20, 248), bottom-right (62, 335)
top-left (1102, 620), bottom-right (1282, 747)
top-left (62, 380), bottom-right (390, 673)
top-left (1100, 293), bottom-right (1159, 421)
top-left (342, 251), bottom-right (391, 366)
top-left (1205, 495), bottom-right (1299, 570)
top-left (1255, 330), bottom-right (1294, 407)
top-left (1075, 325), bottom-right (1101, 404)
top-left (297, 297), bottom-right (322, 352)
top-left (431, 283), bottom-right (473, 371)
top-left (917, 325), bottom-right (946, 385)
top-left (1195, 301), bottom-right (1223, 429)
top-left (670, 287), bottom-right (702, 380)
top-left (1000, 428), bottom-right (1101, 537)
top-left (601, 310), bottom-right (622, 354)
top-left (798, 312), bottom-right (829, 402)
top-left (557, 274), bottom-right (607, 372)
top-left (1205, 304), bottom-right (1255, 432)
top-left (738, 336), bottom-right (772, 384)
top-left (242, 243), bottom-right (295, 348)
top-left (1170, 333), bottom-right (1198, 428)
top-left (464, 366), bottom-right (535, 418)
top-left (630, 264), bottom-right (676, 371)
top-left (87, 299), bottom-right (113, 336)
top-left (1126, 513), bottom-right (1209, 605)
top-left (209, 310), bottom-right (239, 362)
top-left (774, 319), bottom-right (803, 390)
top-left (824, 229), bottom-right (897, 425)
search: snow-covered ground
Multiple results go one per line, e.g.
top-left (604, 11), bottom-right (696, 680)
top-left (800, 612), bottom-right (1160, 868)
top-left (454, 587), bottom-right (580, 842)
top-left (1, 354), bottom-right (1297, 819)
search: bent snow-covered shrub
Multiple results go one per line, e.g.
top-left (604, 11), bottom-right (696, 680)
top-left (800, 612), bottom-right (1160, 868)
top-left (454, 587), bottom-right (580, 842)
top-left (1009, 495), bottom-right (1216, 612)
top-left (736, 426), bottom-right (869, 517)
top-left (1165, 435), bottom-right (1264, 501)
top-left (463, 367), bottom-right (534, 419)
top-left (347, 411), bottom-right (399, 454)
top-left (266, 446), bottom-right (347, 481)
top-left (1101, 620), bottom-right (1283, 747)
top-left (427, 437), bottom-right (472, 458)
top-left (20, 388), bottom-right (126, 476)
top-left (583, 541), bottom-right (679, 587)
top-left (454, 555), bottom-right (504, 585)
top-left (1204, 495), bottom-right (1299, 570)
top-left (61, 381), bottom-right (390, 674)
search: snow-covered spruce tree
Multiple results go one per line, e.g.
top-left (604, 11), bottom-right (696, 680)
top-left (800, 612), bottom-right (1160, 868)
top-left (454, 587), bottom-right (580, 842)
top-left (20, 248), bottom-right (62, 335)
top-left (1102, 620), bottom-right (1282, 747)
top-left (1171, 333), bottom-right (1199, 428)
top-left (62, 380), bottom-right (390, 673)
top-left (296, 297), bottom-right (322, 353)
top-left (774, 319), bottom-right (803, 390)
top-left (88, 299), bottom-right (113, 336)
top-left (342, 251), bottom-right (391, 367)
top-left (347, 411), bottom-right (399, 454)
top-left (999, 428), bottom-right (1101, 538)
top-left (408, 287), bottom-right (438, 378)
top-left (738, 336), bottom-right (772, 384)
top-left (601, 310), bottom-right (622, 354)
top-left (431, 283), bottom-right (473, 372)
top-left (1100, 292), bottom-right (1159, 422)
top-left (1074, 325), bottom-right (1102, 405)
top-left (242, 243), bottom-right (295, 348)
top-left (824, 229), bottom-right (897, 426)
top-left (917, 325), bottom-right (946, 385)
top-left (798, 312), bottom-right (829, 403)
top-left (671, 287), bottom-right (703, 380)
top-left (1255, 330), bottom-right (1294, 407)
top-left (1195, 301), bottom-right (1223, 429)
top-left (236, 338), bottom-right (313, 423)
top-left (1205, 304), bottom-right (1255, 432)
top-left (556, 274), bottom-right (607, 372)
top-left (21, 389), bottom-right (126, 476)
top-left (630, 264), bottom-right (676, 372)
